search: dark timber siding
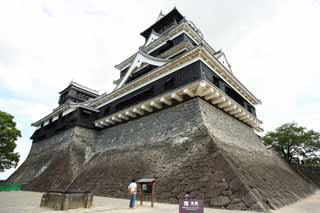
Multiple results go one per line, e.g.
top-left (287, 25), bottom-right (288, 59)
top-left (126, 65), bottom-right (158, 83)
top-left (31, 108), bottom-right (97, 143)
top-left (97, 61), bottom-right (202, 118)
top-left (200, 62), bottom-right (256, 115)
top-left (98, 61), bottom-right (256, 120)
top-left (149, 33), bottom-right (196, 57)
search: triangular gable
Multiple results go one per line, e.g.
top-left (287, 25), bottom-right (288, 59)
top-left (114, 49), bottom-right (171, 90)
top-left (214, 50), bottom-right (232, 72)
top-left (145, 30), bottom-right (161, 46)
top-left (157, 10), bottom-right (165, 21)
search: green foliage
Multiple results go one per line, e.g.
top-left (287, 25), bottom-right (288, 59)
top-left (263, 122), bottom-right (320, 164)
top-left (0, 183), bottom-right (21, 191)
top-left (0, 111), bottom-right (21, 172)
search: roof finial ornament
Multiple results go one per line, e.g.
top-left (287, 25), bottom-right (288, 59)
top-left (70, 78), bottom-right (75, 85)
top-left (157, 10), bottom-right (165, 21)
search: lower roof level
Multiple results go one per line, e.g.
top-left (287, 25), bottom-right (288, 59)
top-left (95, 80), bottom-right (262, 131)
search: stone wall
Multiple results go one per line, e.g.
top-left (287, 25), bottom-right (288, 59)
top-left (198, 99), bottom-right (316, 209)
top-left (8, 127), bottom-right (96, 191)
top-left (95, 96), bottom-right (204, 152)
top-left (292, 165), bottom-right (320, 187)
top-left (8, 98), bottom-right (316, 212)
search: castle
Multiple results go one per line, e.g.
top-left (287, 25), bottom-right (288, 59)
top-left (9, 8), bottom-right (315, 211)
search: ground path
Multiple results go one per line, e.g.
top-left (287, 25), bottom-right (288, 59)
top-left (0, 191), bottom-right (319, 213)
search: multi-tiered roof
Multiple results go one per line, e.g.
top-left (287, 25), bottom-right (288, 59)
top-left (31, 8), bottom-right (262, 142)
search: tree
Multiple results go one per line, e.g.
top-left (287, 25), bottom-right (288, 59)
top-left (263, 122), bottom-right (320, 165)
top-left (0, 111), bottom-right (21, 172)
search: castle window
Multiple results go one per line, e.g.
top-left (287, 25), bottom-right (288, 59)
top-left (104, 107), bottom-right (110, 116)
top-left (164, 78), bottom-right (174, 90)
top-left (218, 81), bottom-right (226, 92)
top-left (116, 87), bottom-right (154, 110)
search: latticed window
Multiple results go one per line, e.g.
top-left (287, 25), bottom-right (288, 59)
top-left (164, 78), bottom-right (175, 90)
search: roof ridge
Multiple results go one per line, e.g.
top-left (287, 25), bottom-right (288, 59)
top-left (69, 81), bottom-right (99, 95)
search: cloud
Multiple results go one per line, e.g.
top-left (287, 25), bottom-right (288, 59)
top-left (0, 98), bottom-right (52, 122)
top-left (227, 0), bottom-right (320, 131)
top-left (0, 0), bottom-right (168, 179)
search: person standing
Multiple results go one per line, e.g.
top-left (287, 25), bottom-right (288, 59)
top-left (128, 179), bottom-right (137, 208)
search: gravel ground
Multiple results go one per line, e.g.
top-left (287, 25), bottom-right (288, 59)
top-left (0, 191), bottom-right (319, 213)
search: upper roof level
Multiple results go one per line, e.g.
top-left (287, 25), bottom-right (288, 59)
top-left (140, 8), bottom-right (184, 40)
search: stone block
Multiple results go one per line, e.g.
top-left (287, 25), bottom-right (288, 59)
top-left (210, 195), bottom-right (231, 207)
top-left (227, 202), bottom-right (247, 210)
top-left (242, 191), bottom-right (259, 207)
top-left (168, 197), bottom-right (178, 204)
top-left (221, 190), bottom-right (232, 196)
top-left (229, 178), bottom-right (242, 192)
top-left (40, 191), bottom-right (93, 210)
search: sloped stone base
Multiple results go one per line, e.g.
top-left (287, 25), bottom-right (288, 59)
top-left (7, 127), bottom-right (96, 191)
top-left (8, 98), bottom-right (316, 211)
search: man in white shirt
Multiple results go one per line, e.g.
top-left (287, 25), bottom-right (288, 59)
top-left (128, 179), bottom-right (137, 208)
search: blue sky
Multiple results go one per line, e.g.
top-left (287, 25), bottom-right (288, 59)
top-left (0, 0), bottom-right (320, 180)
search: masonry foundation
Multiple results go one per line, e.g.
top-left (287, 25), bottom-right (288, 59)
top-left (8, 98), bottom-right (316, 211)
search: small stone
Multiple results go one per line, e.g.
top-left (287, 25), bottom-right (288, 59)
top-left (161, 192), bottom-right (172, 199)
top-left (213, 182), bottom-right (228, 192)
top-left (222, 190), bottom-right (232, 196)
top-left (227, 202), bottom-right (247, 210)
top-left (230, 196), bottom-right (241, 204)
top-left (212, 171), bottom-right (224, 182)
top-left (210, 195), bottom-right (231, 207)
top-left (266, 198), bottom-right (280, 210)
top-left (242, 191), bottom-right (257, 207)
top-left (229, 178), bottom-right (242, 192)
top-left (249, 202), bottom-right (266, 212)
top-left (184, 185), bottom-right (194, 192)
top-left (168, 197), bottom-right (178, 204)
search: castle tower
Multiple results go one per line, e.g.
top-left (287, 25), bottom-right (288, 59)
top-left (30, 7), bottom-right (262, 140)
top-left (58, 81), bottom-right (99, 105)
top-left (8, 8), bottom-right (314, 211)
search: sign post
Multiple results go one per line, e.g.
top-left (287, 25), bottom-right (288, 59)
top-left (179, 198), bottom-right (203, 213)
top-left (137, 178), bottom-right (156, 208)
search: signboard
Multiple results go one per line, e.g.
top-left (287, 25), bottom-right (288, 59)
top-left (142, 183), bottom-right (152, 193)
top-left (179, 199), bottom-right (204, 213)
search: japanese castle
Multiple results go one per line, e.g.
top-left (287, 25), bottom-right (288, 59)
top-left (31, 8), bottom-right (262, 142)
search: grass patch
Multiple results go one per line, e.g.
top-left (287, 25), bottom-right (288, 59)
top-left (0, 183), bottom-right (21, 191)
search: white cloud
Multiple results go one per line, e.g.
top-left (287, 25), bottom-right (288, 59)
top-left (228, 0), bottom-right (320, 131)
top-left (0, 0), bottom-right (319, 179)
top-left (0, 98), bottom-right (52, 122)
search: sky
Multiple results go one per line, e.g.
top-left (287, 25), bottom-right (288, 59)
top-left (0, 0), bottom-right (320, 180)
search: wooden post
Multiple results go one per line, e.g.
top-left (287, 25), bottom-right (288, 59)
top-left (151, 182), bottom-right (155, 207)
top-left (140, 184), bottom-right (143, 206)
